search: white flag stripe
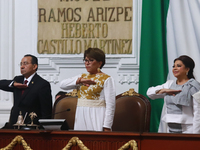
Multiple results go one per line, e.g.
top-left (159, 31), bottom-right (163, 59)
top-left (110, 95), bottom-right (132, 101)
top-left (159, 0), bottom-right (200, 132)
top-left (167, 0), bottom-right (200, 81)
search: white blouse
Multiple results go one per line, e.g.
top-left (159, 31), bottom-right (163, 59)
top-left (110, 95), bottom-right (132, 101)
top-left (60, 73), bottom-right (116, 131)
top-left (147, 80), bottom-right (200, 133)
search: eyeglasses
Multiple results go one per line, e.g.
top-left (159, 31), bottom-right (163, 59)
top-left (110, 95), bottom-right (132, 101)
top-left (83, 59), bottom-right (95, 63)
top-left (20, 62), bottom-right (31, 66)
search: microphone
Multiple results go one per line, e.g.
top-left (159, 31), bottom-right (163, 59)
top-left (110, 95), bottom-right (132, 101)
top-left (38, 108), bottom-right (71, 130)
top-left (52, 108), bottom-right (71, 118)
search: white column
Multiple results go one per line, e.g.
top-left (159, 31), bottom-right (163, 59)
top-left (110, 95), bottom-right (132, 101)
top-left (0, 0), bottom-right (14, 127)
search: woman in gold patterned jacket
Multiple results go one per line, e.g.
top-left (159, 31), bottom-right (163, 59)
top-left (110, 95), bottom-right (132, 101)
top-left (60, 48), bottom-right (116, 131)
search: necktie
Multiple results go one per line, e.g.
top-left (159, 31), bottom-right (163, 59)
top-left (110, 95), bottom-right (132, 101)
top-left (21, 80), bottom-right (28, 95)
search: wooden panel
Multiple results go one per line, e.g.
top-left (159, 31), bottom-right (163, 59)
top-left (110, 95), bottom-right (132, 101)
top-left (141, 133), bottom-right (200, 150)
top-left (0, 130), bottom-right (140, 150)
top-left (1, 130), bottom-right (200, 150)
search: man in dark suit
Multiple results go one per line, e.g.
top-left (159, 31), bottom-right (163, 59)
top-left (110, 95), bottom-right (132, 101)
top-left (0, 54), bottom-right (52, 128)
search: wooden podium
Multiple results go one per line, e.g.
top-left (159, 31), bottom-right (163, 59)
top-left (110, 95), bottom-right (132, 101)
top-left (0, 129), bottom-right (200, 150)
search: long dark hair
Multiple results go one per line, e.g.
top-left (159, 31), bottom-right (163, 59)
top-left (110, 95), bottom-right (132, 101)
top-left (174, 55), bottom-right (195, 79)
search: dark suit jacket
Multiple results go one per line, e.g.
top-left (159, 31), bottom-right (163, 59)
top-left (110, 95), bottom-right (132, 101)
top-left (0, 73), bottom-right (52, 128)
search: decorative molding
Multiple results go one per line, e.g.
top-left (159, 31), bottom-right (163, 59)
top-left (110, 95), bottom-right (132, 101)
top-left (37, 57), bottom-right (132, 71)
top-left (37, 57), bottom-right (122, 73)
top-left (39, 73), bottom-right (60, 84)
top-left (118, 63), bottom-right (139, 72)
top-left (118, 73), bottom-right (139, 85)
top-left (37, 57), bottom-right (139, 85)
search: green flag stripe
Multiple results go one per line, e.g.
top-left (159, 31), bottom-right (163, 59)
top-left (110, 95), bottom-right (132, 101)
top-left (139, 0), bottom-right (169, 132)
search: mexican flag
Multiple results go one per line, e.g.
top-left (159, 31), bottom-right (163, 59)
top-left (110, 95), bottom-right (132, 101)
top-left (139, 0), bottom-right (200, 132)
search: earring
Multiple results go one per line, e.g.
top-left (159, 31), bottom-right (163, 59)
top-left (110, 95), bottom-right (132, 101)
top-left (97, 68), bottom-right (101, 73)
top-left (186, 72), bottom-right (188, 76)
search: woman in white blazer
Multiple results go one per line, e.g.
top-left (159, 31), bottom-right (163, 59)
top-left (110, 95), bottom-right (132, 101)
top-left (147, 55), bottom-right (200, 134)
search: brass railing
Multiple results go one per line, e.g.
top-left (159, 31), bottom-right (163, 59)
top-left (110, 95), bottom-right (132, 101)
top-left (62, 137), bottom-right (90, 150)
top-left (118, 140), bottom-right (138, 150)
top-left (0, 135), bottom-right (32, 150)
top-left (0, 135), bottom-right (138, 150)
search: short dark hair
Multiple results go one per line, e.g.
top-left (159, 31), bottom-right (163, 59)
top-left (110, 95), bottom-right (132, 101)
top-left (24, 54), bottom-right (38, 71)
top-left (174, 55), bottom-right (195, 79)
top-left (84, 48), bottom-right (105, 69)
